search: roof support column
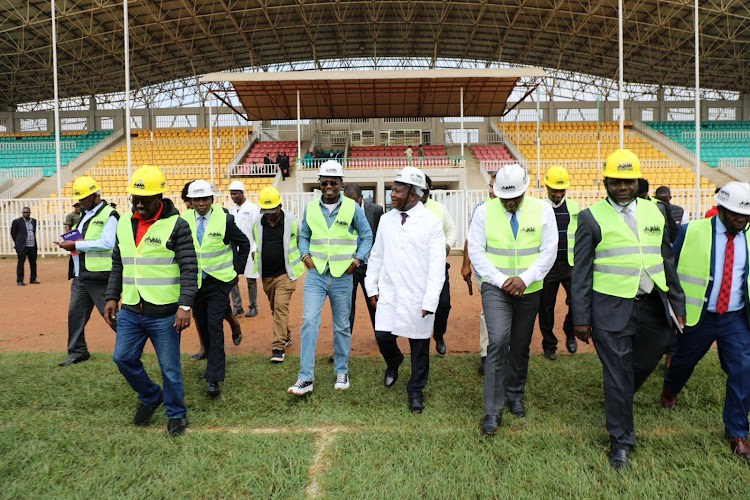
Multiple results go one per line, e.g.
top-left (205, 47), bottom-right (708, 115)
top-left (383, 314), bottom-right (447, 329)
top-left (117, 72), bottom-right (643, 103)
top-left (51, 0), bottom-right (62, 198)
top-left (297, 89), bottom-right (302, 171)
top-left (123, 0), bottom-right (132, 180)
top-left (693, 0), bottom-right (701, 202)
top-left (460, 87), bottom-right (464, 167)
top-left (208, 95), bottom-right (215, 185)
top-left (618, 0), bottom-right (624, 149)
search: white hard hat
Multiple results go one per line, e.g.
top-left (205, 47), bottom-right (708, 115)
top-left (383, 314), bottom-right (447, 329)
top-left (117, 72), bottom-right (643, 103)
top-left (394, 166), bottom-right (427, 190)
top-left (186, 179), bottom-right (215, 198)
top-left (715, 181), bottom-right (750, 215)
top-left (318, 160), bottom-right (344, 178)
top-left (493, 164), bottom-right (530, 199)
top-left (228, 180), bottom-right (245, 192)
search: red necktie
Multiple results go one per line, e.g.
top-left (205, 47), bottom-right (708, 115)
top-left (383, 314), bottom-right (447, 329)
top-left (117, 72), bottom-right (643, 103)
top-left (716, 231), bottom-right (735, 315)
top-left (401, 212), bottom-right (408, 225)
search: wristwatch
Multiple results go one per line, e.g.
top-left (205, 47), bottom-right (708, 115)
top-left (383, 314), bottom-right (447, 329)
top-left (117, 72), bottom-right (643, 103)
top-left (179, 305), bottom-right (191, 312)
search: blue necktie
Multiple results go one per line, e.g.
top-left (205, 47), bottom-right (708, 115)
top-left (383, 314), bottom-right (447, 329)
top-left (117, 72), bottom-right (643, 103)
top-left (510, 212), bottom-right (519, 239)
top-left (197, 216), bottom-right (206, 245)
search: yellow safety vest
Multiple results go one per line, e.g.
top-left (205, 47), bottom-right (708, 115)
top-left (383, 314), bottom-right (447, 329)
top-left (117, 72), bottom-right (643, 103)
top-left (182, 206), bottom-right (236, 288)
top-left (75, 203), bottom-right (116, 272)
top-left (588, 198), bottom-right (668, 298)
top-left (676, 218), bottom-right (750, 326)
top-left (306, 196), bottom-right (358, 277)
top-left (483, 196), bottom-right (544, 294)
top-left (117, 213), bottom-right (180, 305)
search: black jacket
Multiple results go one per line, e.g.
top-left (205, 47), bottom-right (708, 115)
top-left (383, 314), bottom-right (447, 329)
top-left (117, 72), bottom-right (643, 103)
top-left (68, 201), bottom-right (120, 282)
top-left (10, 217), bottom-right (36, 252)
top-left (106, 198), bottom-right (198, 317)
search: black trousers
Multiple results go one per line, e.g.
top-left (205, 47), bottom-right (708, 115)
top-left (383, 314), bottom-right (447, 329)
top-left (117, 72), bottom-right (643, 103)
top-left (433, 264), bottom-right (451, 339)
top-left (350, 265), bottom-right (376, 335)
top-left (591, 293), bottom-right (672, 449)
top-left (193, 275), bottom-right (234, 382)
top-left (67, 277), bottom-right (116, 356)
top-left (538, 257), bottom-right (574, 353)
top-left (16, 246), bottom-right (37, 282)
top-left (375, 330), bottom-right (430, 400)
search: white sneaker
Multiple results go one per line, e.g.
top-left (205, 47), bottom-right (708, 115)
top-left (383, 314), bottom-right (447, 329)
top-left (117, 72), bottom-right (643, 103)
top-left (287, 379), bottom-right (313, 395)
top-left (334, 373), bottom-right (350, 390)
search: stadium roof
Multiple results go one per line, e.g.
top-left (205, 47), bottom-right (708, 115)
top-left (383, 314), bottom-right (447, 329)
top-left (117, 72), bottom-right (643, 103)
top-left (201, 68), bottom-right (545, 120)
top-left (2, 1), bottom-right (750, 107)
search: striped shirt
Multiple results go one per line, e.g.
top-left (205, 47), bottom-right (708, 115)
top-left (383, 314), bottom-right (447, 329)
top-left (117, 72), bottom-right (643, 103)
top-left (24, 219), bottom-right (35, 247)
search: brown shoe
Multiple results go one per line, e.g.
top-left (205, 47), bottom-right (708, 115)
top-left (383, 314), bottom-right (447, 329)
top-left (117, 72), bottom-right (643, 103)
top-left (729, 437), bottom-right (750, 460)
top-left (660, 386), bottom-right (678, 410)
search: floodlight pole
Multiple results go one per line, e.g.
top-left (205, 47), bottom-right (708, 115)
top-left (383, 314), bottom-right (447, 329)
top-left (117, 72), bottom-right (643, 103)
top-left (694, 0), bottom-right (701, 214)
top-left (123, 0), bottom-right (132, 180)
top-left (618, 0), bottom-right (624, 150)
top-left (208, 94), bottom-right (215, 185)
top-left (460, 87), bottom-right (465, 167)
top-left (51, 0), bottom-right (62, 198)
top-left (536, 86), bottom-right (540, 188)
top-left (297, 90), bottom-right (302, 171)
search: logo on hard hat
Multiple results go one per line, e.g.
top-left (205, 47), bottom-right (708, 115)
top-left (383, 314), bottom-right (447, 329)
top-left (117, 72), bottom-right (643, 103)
top-left (500, 185), bottom-right (516, 190)
top-left (717, 189), bottom-right (730, 200)
top-left (263, 198), bottom-right (272, 204)
top-left (409, 173), bottom-right (422, 182)
top-left (133, 179), bottom-right (145, 190)
top-left (617, 162), bottom-right (633, 171)
top-left (740, 201), bottom-right (750, 207)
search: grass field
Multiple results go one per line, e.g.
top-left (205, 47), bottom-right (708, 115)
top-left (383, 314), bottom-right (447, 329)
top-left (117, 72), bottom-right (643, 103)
top-left (0, 350), bottom-right (746, 499)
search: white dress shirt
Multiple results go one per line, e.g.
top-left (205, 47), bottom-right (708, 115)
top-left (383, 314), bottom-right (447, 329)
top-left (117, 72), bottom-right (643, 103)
top-left (365, 202), bottom-right (446, 339)
top-left (230, 199), bottom-right (260, 278)
top-left (467, 196), bottom-right (558, 290)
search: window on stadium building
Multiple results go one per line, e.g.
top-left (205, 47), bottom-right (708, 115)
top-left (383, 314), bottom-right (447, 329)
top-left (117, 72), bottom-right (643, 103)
top-left (156, 115), bottom-right (197, 128)
top-left (20, 118), bottom-right (47, 132)
top-left (61, 117), bottom-right (87, 131)
top-left (708, 108), bottom-right (736, 121)
top-left (667, 108), bottom-right (695, 120)
top-left (641, 108), bottom-right (654, 121)
top-left (100, 117), bottom-right (114, 130)
top-left (557, 108), bottom-right (598, 121)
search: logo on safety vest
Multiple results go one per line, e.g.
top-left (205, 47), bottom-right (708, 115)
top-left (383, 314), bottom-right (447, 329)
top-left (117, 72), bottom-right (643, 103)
top-left (643, 225), bottom-right (660, 233)
top-left (91, 220), bottom-right (104, 226)
top-left (521, 226), bottom-right (536, 233)
top-left (208, 231), bottom-right (222, 237)
top-left (144, 235), bottom-right (162, 246)
top-left (335, 220), bottom-right (349, 228)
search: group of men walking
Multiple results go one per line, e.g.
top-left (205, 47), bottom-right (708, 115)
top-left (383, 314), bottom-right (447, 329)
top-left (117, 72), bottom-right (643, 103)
top-left (36, 151), bottom-right (750, 467)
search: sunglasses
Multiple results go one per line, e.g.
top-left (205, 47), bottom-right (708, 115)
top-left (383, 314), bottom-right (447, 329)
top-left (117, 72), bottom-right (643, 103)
top-left (320, 180), bottom-right (340, 187)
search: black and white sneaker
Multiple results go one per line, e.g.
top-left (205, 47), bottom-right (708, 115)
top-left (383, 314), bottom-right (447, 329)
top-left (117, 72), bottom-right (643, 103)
top-left (270, 350), bottom-right (285, 363)
top-left (287, 379), bottom-right (313, 395)
top-left (334, 373), bottom-right (350, 390)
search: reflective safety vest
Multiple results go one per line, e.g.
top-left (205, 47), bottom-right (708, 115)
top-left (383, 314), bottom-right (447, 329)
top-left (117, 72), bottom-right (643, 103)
top-left (425, 198), bottom-right (443, 221)
top-left (116, 213), bottom-right (180, 305)
top-left (676, 218), bottom-right (750, 326)
top-left (483, 196), bottom-right (544, 294)
top-left (253, 211), bottom-right (305, 279)
top-left (75, 203), bottom-right (116, 272)
top-left (564, 197), bottom-right (580, 267)
top-left (182, 205), bottom-right (236, 287)
top-left (306, 196), bottom-right (358, 277)
top-left (588, 198), bottom-right (668, 298)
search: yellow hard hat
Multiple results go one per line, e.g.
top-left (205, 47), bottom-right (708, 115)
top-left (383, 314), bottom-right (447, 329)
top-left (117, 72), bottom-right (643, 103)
top-left (602, 149), bottom-right (642, 179)
top-left (72, 176), bottom-right (101, 199)
top-left (258, 186), bottom-right (281, 211)
top-left (126, 165), bottom-right (167, 196)
top-left (544, 165), bottom-right (570, 190)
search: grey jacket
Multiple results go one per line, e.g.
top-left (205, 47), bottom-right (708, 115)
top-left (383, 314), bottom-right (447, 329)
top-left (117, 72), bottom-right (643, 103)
top-left (254, 209), bottom-right (303, 280)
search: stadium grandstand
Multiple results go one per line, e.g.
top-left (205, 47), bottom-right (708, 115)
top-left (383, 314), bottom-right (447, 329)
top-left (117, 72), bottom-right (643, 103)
top-left (1, 1), bottom-right (750, 257)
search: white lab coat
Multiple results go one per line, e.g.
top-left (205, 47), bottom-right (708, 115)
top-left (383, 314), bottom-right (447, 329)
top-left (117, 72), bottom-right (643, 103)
top-left (230, 199), bottom-right (260, 278)
top-left (365, 202), bottom-right (446, 339)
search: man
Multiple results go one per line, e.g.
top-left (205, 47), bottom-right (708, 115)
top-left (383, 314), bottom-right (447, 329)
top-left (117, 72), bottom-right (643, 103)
top-left (420, 175), bottom-right (457, 355)
top-left (572, 149), bottom-right (686, 470)
top-left (344, 183), bottom-right (383, 335)
top-left (63, 202), bottom-right (82, 232)
top-left (253, 186), bottom-right (305, 363)
top-left (10, 207), bottom-right (39, 286)
top-left (638, 178), bottom-right (679, 242)
top-left (263, 153), bottom-right (272, 166)
top-left (366, 167), bottom-right (446, 413)
top-left (182, 179), bottom-right (250, 397)
top-left (56, 176), bottom-right (119, 366)
top-left (655, 185), bottom-right (687, 225)
top-left (287, 160), bottom-right (372, 395)
top-left (538, 165), bottom-right (580, 360)
top-left (468, 164), bottom-right (557, 435)
top-left (104, 165), bottom-right (197, 436)
top-left (461, 172), bottom-right (496, 374)
top-left (404, 145), bottom-right (413, 165)
top-left (661, 181), bottom-right (750, 462)
top-left (228, 180), bottom-right (260, 318)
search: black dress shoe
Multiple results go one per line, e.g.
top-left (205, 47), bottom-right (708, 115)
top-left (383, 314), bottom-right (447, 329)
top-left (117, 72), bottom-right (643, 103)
top-left (481, 414), bottom-right (501, 435)
top-left (231, 325), bottom-right (243, 346)
top-left (206, 381), bottom-right (221, 397)
top-left (543, 350), bottom-right (557, 361)
top-left (478, 356), bottom-right (486, 375)
top-left (166, 416), bottom-right (188, 436)
top-left (133, 392), bottom-right (163, 426)
top-left (508, 400), bottom-right (526, 417)
top-left (233, 308), bottom-right (245, 317)
top-left (435, 338), bottom-right (446, 356)
top-left (58, 353), bottom-right (91, 366)
top-left (17, 281), bottom-right (25, 286)
top-left (566, 338), bottom-right (578, 354)
top-left (384, 368), bottom-right (398, 387)
top-left (245, 306), bottom-right (258, 318)
top-left (409, 396), bottom-right (424, 414)
top-left (29, 280), bottom-right (40, 284)
top-left (609, 447), bottom-right (629, 470)
top-left (189, 352), bottom-right (206, 362)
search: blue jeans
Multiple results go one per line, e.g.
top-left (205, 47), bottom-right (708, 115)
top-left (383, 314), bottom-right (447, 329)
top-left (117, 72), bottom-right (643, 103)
top-left (664, 309), bottom-right (750, 438)
top-left (298, 267), bottom-right (353, 381)
top-left (112, 309), bottom-right (186, 419)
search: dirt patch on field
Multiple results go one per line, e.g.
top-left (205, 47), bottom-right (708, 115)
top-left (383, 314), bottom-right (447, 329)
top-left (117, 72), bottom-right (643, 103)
top-left (0, 256), bottom-right (594, 358)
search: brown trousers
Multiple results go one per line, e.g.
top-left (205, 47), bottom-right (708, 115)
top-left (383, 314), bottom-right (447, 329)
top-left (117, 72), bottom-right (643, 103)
top-left (262, 273), bottom-right (297, 350)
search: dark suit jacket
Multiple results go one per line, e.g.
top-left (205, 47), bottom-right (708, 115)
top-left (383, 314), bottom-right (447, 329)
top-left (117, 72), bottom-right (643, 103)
top-left (363, 199), bottom-right (384, 237)
top-left (672, 217), bottom-right (750, 329)
top-left (572, 199), bottom-right (686, 332)
top-left (10, 217), bottom-right (37, 252)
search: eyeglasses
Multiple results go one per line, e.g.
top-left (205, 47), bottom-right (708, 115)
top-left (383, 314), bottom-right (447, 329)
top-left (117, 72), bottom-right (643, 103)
top-left (320, 180), bottom-right (340, 187)
top-left (129, 195), bottom-right (159, 205)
